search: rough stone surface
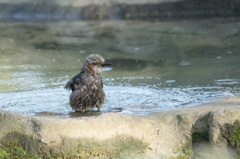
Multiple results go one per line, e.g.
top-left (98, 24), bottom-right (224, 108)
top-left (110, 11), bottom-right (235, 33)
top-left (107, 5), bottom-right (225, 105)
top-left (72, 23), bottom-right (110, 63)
top-left (1, 96), bottom-right (240, 158)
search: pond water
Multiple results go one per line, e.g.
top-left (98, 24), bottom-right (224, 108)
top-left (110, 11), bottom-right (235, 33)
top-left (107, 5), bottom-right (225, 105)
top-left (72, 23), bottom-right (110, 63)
top-left (0, 18), bottom-right (239, 116)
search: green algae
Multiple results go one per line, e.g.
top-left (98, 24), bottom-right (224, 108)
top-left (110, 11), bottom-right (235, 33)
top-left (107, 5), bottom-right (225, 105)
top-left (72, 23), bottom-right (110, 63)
top-left (230, 122), bottom-right (240, 147)
top-left (171, 143), bottom-right (193, 159)
top-left (0, 134), bottom-right (148, 159)
top-left (0, 140), bottom-right (41, 159)
top-left (65, 136), bottom-right (148, 159)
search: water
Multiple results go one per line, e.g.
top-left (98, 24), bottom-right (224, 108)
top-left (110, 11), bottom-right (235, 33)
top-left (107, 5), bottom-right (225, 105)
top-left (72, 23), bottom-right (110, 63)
top-left (0, 19), bottom-right (239, 116)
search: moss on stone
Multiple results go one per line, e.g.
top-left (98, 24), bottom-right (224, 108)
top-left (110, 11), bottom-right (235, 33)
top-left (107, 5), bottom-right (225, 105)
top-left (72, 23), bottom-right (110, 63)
top-left (0, 140), bottom-right (41, 159)
top-left (65, 135), bottom-right (148, 159)
top-left (0, 134), bottom-right (148, 159)
top-left (222, 120), bottom-right (240, 155)
top-left (230, 123), bottom-right (240, 146)
top-left (182, 147), bottom-right (193, 157)
top-left (173, 156), bottom-right (189, 159)
top-left (172, 143), bottom-right (193, 159)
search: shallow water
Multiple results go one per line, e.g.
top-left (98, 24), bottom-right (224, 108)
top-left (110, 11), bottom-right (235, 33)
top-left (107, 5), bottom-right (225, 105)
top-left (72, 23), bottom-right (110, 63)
top-left (0, 19), bottom-right (239, 116)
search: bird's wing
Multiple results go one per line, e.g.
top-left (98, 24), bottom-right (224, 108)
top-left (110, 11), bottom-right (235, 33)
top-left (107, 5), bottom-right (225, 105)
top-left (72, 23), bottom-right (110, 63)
top-left (64, 79), bottom-right (73, 91)
top-left (64, 71), bottom-right (84, 91)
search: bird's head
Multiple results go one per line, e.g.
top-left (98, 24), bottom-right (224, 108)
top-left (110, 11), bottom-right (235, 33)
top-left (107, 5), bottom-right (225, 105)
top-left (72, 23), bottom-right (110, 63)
top-left (83, 54), bottom-right (111, 75)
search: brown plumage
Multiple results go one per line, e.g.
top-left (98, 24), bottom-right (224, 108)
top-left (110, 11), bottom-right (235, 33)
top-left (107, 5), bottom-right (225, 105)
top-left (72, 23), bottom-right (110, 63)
top-left (65, 54), bottom-right (111, 112)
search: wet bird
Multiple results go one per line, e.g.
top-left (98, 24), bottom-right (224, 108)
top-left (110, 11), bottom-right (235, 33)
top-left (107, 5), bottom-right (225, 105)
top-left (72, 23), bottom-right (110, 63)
top-left (65, 54), bottom-right (111, 112)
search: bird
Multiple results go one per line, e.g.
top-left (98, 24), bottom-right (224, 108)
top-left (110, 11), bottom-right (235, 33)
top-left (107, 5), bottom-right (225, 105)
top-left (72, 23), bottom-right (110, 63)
top-left (64, 54), bottom-right (111, 113)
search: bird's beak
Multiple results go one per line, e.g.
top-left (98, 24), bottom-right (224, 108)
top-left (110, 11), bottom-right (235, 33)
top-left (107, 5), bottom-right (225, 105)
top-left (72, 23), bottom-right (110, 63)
top-left (101, 62), bottom-right (112, 67)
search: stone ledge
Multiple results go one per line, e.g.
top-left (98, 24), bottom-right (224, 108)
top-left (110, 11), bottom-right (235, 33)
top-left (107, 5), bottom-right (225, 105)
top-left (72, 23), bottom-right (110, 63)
top-left (0, 96), bottom-right (240, 158)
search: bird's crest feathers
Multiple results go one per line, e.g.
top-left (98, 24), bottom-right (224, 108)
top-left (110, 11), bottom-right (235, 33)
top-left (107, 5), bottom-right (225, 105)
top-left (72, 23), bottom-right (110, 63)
top-left (85, 54), bottom-right (105, 64)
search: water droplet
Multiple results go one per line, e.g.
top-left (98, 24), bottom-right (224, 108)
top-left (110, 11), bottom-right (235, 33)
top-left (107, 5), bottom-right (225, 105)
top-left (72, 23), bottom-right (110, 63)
top-left (179, 61), bottom-right (191, 66)
top-left (165, 80), bottom-right (176, 84)
top-left (79, 50), bottom-right (86, 54)
top-left (134, 47), bottom-right (140, 51)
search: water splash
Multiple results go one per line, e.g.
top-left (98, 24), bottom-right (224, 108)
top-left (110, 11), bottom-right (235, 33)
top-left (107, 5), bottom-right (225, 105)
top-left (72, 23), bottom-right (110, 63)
top-left (0, 85), bottom-right (234, 116)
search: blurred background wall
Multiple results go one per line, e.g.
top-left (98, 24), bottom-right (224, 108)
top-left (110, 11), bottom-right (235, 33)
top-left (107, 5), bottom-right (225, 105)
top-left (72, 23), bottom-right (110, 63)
top-left (0, 0), bottom-right (239, 21)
